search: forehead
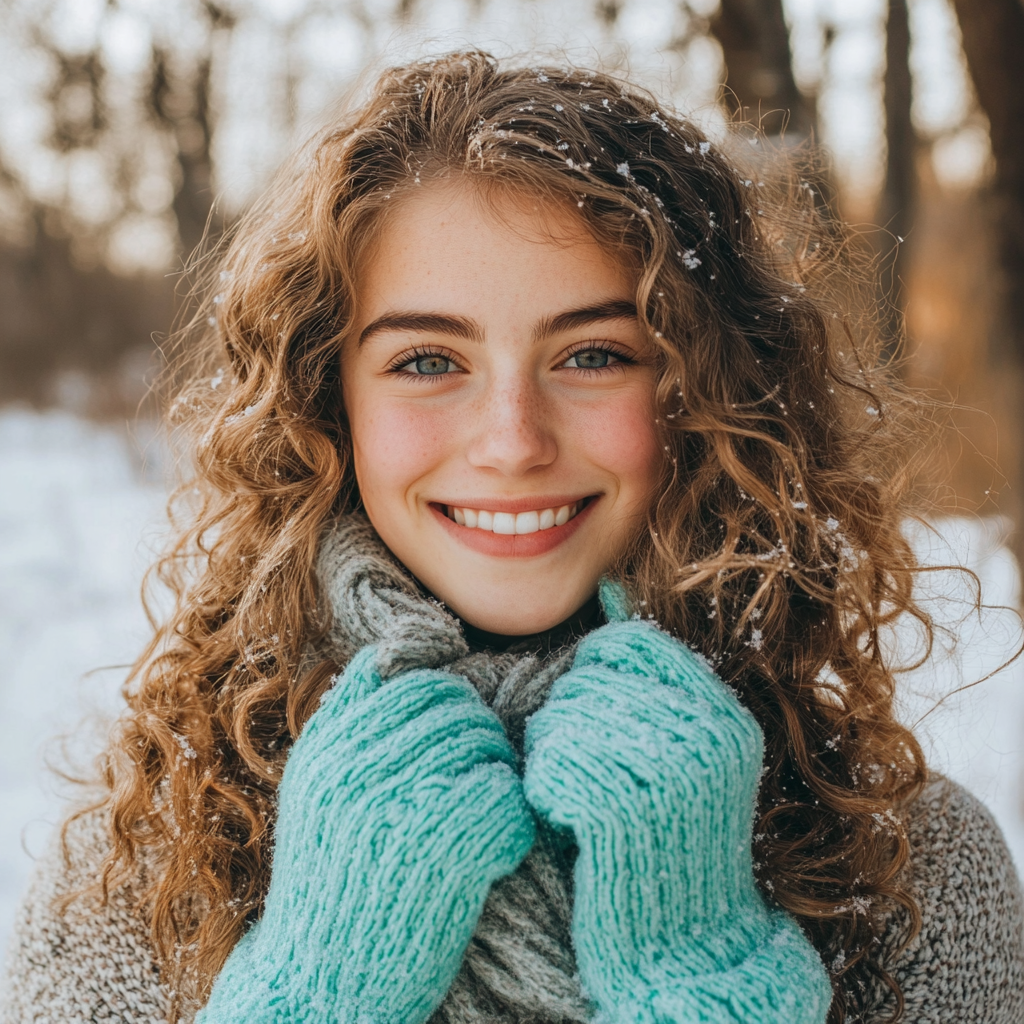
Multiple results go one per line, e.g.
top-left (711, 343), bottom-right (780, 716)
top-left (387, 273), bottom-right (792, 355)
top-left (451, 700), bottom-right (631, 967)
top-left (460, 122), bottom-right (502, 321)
top-left (353, 180), bottom-right (635, 319)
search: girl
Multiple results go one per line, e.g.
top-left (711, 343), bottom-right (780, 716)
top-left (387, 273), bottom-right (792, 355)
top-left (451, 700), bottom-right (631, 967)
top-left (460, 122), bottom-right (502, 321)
top-left (3, 51), bottom-right (1022, 1024)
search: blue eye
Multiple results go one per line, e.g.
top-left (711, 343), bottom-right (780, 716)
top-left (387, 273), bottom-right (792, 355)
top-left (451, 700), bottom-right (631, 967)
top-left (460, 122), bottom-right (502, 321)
top-left (387, 348), bottom-right (463, 378)
top-left (565, 348), bottom-right (612, 369)
top-left (409, 354), bottom-right (452, 375)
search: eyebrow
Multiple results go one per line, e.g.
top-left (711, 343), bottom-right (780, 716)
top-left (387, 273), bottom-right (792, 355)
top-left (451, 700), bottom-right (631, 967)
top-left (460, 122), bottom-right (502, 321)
top-left (358, 299), bottom-right (638, 347)
top-left (359, 312), bottom-right (481, 346)
top-left (533, 300), bottom-right (638, 339)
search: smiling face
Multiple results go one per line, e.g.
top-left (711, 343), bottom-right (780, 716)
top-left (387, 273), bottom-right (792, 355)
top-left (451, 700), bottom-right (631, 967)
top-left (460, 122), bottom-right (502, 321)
top-left (342, 181), bottom-right (662, 635)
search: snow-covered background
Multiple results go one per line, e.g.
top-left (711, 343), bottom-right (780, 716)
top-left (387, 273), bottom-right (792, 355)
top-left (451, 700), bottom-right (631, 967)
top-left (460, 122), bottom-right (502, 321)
top-left (0, 409), bottom-right (167, 951)
top-left (1, 406), bottom-right (1023, 956)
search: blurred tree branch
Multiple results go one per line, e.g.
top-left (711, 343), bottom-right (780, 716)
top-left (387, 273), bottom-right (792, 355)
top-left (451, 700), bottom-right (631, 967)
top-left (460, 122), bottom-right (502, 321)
top-left (146, 3), bottom-right (235, 257)
top-left (0, 0), bottom-right (239, 410)
top-left (43, 48), bottom-right (107, 152)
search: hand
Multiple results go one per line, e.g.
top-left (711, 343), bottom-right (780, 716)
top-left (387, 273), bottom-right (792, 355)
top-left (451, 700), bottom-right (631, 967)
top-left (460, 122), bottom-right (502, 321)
top-left (198, 645), bottom-right (535, 1024)
top-left (523, 612), bottom-right (831, 1024)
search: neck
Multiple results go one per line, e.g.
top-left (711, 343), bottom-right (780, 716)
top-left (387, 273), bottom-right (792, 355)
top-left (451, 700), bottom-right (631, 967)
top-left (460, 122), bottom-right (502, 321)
top-left (459, 592), bottom-right (604, 654)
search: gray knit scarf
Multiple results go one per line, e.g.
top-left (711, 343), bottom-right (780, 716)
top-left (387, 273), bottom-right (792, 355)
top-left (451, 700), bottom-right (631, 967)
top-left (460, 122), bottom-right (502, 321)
top-left (317, 514), bottom-right (593, 1024)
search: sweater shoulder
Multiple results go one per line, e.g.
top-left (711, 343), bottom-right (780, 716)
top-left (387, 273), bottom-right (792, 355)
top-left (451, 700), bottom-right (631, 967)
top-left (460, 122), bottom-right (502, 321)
top-left (867, 773), bottom-right (1024, 1024)
top-left (0, 801), bottom-right (170, 1024)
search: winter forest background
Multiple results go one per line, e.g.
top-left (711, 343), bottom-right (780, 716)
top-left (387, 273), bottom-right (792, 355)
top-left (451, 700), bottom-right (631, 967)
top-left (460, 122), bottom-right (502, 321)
top-left (3, 0), bottom-right (1024, 955)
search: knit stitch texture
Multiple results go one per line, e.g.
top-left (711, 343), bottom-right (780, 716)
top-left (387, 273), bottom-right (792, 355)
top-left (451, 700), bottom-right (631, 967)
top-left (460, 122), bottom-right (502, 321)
top-left (524, 605), bottom-right (832, 1023)
top-left (316, 514), bottom-right (593, 1023)
top-left (2, 514), bottom-right (1023, 1023)
top-left (196, 646), bottom-right (535, 1023)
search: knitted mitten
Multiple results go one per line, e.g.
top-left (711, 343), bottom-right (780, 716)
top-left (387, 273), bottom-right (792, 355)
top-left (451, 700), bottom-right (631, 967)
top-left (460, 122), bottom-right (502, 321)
top-left (522, 589), bottom-right (831, 1024)
top-left (197, 644), bottom-right (536, 1024)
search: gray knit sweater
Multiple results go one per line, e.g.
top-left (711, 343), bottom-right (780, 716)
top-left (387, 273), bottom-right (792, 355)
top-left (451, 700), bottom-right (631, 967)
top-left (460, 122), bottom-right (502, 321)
top-left (3, 516), bottom-right (1023, 1022)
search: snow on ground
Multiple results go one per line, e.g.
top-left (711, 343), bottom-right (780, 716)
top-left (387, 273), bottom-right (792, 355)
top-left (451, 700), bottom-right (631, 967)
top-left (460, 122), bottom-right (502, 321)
top-left (1, 408), bottom-right (1023, 958)
top-left (0, 409), bottom-right (167, 955)
top-left (895, 517), bottom-right (1024, 863)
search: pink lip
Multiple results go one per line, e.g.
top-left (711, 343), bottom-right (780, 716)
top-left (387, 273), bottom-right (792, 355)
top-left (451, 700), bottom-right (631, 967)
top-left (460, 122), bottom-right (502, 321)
top-left (429, 496), bottom-right (599, 558)
top-left (438, 494), bottom-right (595, 515)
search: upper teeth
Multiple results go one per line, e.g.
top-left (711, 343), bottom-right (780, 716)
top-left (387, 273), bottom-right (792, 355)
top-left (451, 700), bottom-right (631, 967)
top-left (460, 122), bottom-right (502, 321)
top-left (448, 502), bottom-right (581, 534)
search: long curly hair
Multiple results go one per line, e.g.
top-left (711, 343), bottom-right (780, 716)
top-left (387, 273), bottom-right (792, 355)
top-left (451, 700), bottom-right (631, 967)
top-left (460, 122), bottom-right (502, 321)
top-left (84, 51), bottom-right (933, 1021)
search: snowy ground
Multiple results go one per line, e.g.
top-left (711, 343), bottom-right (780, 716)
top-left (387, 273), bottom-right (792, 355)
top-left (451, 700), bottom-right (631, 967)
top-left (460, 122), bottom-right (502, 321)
top-left (1, 408), bottom-right (1023, 957)
top-left (0, 410), bottom-right (168, 955)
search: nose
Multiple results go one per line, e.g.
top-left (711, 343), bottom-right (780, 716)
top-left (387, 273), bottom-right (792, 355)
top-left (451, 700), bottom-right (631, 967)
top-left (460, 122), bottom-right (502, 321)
top-left (465, 374), bottom-right (558, 477)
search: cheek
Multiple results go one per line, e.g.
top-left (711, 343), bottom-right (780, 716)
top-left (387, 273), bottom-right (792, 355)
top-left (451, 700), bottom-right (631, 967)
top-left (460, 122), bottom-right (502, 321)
top-left (569, 387), bottom-right (661, 495)
top-left (348, 397), bottom-right (452, 501)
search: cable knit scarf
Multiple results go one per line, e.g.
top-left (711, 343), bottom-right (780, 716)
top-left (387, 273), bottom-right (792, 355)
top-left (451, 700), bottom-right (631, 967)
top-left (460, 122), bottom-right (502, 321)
top-left (316, 514), bottom-right (592, 1024)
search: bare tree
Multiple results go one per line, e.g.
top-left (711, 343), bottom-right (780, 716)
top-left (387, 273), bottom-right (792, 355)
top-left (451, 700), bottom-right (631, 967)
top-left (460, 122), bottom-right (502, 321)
top-left (951, 0), bottom-right (1024, 365)
top-left (709, 0), bottom-right (813, 136)
top-left (146, 3), bottom-right (236, 257)
top-left (949, 0), bottom-right (1024, 550)
top-left (0, 157), bottom-right (172, 407)
top-left (0, 0), bottom-right (236, 410)
top-left (877, 0), bottom-right (915, 361)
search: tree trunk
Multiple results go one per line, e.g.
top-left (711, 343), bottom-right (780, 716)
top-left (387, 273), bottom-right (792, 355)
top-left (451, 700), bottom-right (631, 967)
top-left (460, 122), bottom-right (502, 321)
top-left (951, 0), bottom-right (1024, 363)
top-left (950, 0), bottom-right (1024, 553)
top-left (148, 49), bottom-right (216, 259)
top-left (710, 0), bottom-right (812, 136)
top-left (877, 0), bottom-right (915, 361)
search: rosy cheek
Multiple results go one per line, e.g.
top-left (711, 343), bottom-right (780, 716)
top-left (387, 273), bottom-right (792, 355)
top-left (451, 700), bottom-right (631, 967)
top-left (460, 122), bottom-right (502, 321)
top-left (568, 389), bottom-right (661, 495)
top-left (350, 398), bottom-right (453, 502)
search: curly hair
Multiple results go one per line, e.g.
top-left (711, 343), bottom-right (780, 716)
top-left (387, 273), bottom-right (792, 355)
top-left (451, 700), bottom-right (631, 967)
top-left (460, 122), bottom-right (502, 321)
top-left (82, 51), bottom-right (932, 1021)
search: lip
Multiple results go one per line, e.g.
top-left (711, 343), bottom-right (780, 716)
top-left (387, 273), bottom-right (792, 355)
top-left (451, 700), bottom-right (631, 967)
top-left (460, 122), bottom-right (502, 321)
top-left (429, 495), bottom-right (599, 558)
top-left (436, 494), bottom-right (595, 515)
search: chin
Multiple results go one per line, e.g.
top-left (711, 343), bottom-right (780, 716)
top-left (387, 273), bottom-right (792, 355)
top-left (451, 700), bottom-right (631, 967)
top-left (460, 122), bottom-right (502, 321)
top-left (464, 611), bottom-right (561, 636)
top-left (379, 518), bottom-right (608, 636)
top-left (445, 591), bottom-right (584, 636)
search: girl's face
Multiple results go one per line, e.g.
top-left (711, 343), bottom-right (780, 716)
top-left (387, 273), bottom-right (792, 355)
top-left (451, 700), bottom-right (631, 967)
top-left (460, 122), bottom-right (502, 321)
top-left (342, 182), bottom-right (662, 635)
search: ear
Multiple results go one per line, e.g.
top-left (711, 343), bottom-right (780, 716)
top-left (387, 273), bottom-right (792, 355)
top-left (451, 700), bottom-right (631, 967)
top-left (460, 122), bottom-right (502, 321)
top-left (597, 577), bottom-right (632, 623)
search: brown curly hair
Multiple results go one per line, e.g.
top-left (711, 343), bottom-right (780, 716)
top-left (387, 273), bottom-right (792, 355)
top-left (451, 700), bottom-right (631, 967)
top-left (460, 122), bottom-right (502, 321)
top-left (84, 51), bottom-right (933, 1021)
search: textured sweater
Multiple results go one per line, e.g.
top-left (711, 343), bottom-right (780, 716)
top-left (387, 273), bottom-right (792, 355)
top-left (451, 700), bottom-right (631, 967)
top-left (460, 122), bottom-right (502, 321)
top-left (3, 516), bottom-right (1023, 1022)
top-left (4, 774), bottom-right (1022, 1023)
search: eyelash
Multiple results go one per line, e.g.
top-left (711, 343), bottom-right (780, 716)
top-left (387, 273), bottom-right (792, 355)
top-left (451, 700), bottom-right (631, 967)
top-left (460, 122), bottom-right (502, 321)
top-left (385, 345), bottom-right (465, 378)
top-left (562, 340), bottom-right (636, 371)
top-left (385, 342), bottom-right (636, 378)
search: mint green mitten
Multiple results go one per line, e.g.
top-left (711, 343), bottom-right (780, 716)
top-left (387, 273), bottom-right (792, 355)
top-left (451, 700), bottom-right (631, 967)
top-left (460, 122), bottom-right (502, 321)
top-left (197, 645), bottom-right (536, 1024)
top-left (522, 590), bottom-right (831, 1024)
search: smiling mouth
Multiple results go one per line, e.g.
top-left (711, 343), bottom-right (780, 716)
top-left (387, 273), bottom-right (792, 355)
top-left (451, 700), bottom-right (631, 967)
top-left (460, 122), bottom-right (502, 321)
top-left (441, 497), bottom-right (592, 535)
